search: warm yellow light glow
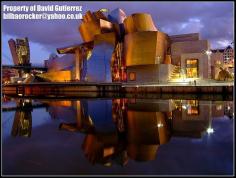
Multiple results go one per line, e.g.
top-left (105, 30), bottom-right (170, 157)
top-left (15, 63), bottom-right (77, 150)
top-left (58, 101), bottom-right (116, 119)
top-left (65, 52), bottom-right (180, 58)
top-left (170, 77), bottom-right (198, 83)
top-left (216, 105), bottom-right (222, 110)
top-left (99, 8), bottom-right (109, 12)
top-left (216, 61), bottom-right (221, 65)
top-left (103, 147), bottom-right (114, 157)
top-left (86, 51), bottom-right (92, 60)
top-left (88, 115), bottom-right (94, 126)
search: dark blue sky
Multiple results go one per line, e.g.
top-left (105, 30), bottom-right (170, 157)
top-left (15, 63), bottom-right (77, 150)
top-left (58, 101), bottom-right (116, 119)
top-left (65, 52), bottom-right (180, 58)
top-left (1, 1), bottom-right (234, 64)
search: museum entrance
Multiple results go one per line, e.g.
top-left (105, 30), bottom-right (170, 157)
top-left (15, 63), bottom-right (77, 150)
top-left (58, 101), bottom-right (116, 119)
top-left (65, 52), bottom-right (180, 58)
top-left (186, 59), bottom-right (199, 78)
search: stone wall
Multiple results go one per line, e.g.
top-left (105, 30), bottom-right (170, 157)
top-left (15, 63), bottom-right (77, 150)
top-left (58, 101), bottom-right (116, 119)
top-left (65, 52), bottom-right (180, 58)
top-left (171, 40), bottom-right (210, 65)
top-left (126, 64), bottom-right (174, 83)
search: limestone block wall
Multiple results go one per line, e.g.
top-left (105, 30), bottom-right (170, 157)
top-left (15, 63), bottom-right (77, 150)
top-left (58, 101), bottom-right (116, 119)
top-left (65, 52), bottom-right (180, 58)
top-left (170, 33), bottom-right (200, 43)
top-left (126, 64), bottom-right (159, 83)
top-left (171, 40), bottom-right (210, 65)
top-left (158, 64), bottom-right (175, 83)
top-left (126, 64), bottom-right (174, 83)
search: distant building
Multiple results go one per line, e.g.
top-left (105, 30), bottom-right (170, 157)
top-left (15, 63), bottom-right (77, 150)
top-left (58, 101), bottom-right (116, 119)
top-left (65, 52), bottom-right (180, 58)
top-left (2, 68), bottom-right (18, 83)
top-left (211, 45), bottom-right (234, 80)
top-left (223, 46), bottom-right (234, 63)
top-left (211, 45), bottom-right (234, 64)
top-left (8, 37), bottom-right (30, 66)
top-left (8, 37), bottom-right (31, 81)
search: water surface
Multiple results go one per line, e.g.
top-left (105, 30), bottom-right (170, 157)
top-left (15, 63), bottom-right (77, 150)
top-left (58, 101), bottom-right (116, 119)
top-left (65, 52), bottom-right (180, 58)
top-left (2, 96), bottom-right (234, 175)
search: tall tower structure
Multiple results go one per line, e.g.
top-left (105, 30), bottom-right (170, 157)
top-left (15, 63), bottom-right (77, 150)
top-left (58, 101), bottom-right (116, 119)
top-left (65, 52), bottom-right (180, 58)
top-left (8, 37), bottom-right (31, 66)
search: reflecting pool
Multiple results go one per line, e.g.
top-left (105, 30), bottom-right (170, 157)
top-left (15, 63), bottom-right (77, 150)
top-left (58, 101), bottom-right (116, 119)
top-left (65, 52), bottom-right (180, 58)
top-left (2, 96), bottom-right (234, 175)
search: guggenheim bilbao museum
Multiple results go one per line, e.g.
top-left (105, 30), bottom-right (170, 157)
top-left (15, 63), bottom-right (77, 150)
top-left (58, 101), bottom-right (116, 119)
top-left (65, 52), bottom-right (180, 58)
top-left (32, 9), bottom-right (221, 83)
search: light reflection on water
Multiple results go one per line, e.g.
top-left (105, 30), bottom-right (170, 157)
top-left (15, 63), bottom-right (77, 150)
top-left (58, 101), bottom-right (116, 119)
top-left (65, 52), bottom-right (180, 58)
top-left (2, 96), bottom-right (234, 175)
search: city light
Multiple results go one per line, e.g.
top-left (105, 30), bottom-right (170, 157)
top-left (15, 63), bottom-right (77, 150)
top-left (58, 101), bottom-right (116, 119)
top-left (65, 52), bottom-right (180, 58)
top-left (157, 123), bottom-right (163, 128)
top-left (206, 127), bottom-right (214, 134)
top-left (205, 50), bottom-right (212, 56)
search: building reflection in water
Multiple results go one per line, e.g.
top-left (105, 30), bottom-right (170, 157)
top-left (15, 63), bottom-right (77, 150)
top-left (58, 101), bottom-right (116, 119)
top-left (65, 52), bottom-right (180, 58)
top-left (11, 99), bottom-right (32, 137)
top-left (8, 97), bottom-right (233, 166)
top-left (43, 98), bottom-right (233, 166)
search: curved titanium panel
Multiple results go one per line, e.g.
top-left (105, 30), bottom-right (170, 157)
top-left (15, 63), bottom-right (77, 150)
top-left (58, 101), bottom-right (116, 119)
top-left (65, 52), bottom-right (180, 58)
top-left (79, 19), bottom-right (114, 42)
top-left (126, 110), bottom-right (170, 161)
top-left (85, 42), bottom-right (114, 82)
top-left (124, 31), bottom-right (158, 66)
top-left (124, 31), bottom-right (169, 66)
top-left (46, 54), bottom-right (75, 72)
top-left (124, 13), bottom-right (157, 34)
top-left (37, 70), bottom-right (72, 82)
top-left (79, 21), bottom-right (101, 42)
top-left (83, 31), bottom-right (116, 82)
top-left (108, 8), bottom-right (127, 24)
top-left (82, 11), bottom-right (95, 22)
top-left (127, 144), bottom-right (159, 161)
top-left (94, 32), bottom-right (116, 46)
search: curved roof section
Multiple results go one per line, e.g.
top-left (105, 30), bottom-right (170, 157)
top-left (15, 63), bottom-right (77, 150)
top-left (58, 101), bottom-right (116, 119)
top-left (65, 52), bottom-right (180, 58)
top-left (124, 13), bottom-right (157, 34)
top-left (108, 8), bottom-right (127, 24)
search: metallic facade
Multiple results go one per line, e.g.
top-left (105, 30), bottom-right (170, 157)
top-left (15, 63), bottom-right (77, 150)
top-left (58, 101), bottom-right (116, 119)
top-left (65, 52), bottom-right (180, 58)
top-left (38, 8), bottom-right (212, 83)
top-left (123, 13), bottom-right (157, 33)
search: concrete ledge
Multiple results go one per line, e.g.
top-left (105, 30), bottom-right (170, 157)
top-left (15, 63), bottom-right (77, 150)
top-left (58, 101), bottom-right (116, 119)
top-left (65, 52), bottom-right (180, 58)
top-left (123, 85), bottom-right (233, 94)
top-left (2, 82), bottom-right (233, 97)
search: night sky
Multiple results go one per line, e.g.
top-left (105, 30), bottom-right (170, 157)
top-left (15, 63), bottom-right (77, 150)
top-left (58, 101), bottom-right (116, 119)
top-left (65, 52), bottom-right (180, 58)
top-left (1, 1), bottom-right (234, 65)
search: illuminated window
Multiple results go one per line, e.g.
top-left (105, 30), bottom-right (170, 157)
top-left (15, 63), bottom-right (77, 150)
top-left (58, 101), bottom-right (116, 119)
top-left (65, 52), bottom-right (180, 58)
top-left (129, 72), bottom-right (136, 81)
top-left (216, 105), bottom-right (222, 110)
top-left (186, 59), bottom-right (198, 78)
top-left (216, 61), bottom-right (221, 65)
top-left (187, 100), bottom-right (199, 115)
top-left (186, 68), bottom-right (198, 78)
top-left (186, 59), bottom-right (198, 65)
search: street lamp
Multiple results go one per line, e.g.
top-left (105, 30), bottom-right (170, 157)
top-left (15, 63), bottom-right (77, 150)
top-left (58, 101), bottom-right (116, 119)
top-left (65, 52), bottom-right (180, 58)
top-left (205, 50), bottom-right (212, 56)
top-left (205, 50), bottom-right (212, 79)
top-left (206, 127), bottom-right (214, 134)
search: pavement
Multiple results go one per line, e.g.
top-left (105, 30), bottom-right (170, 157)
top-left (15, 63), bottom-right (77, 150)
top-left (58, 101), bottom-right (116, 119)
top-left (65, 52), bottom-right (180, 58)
top-left (122, 79), bottom-right (234, 87)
